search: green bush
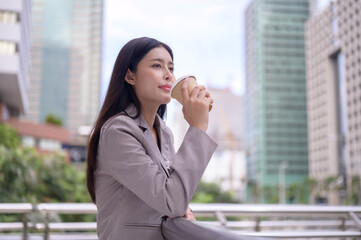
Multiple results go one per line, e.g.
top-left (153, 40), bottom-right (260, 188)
top-left (0, 123), bottom-right (19, 149)
top-left (192, 181), bottom-right (240, 203)
top-left (45, 113), bottom-right (62, 126)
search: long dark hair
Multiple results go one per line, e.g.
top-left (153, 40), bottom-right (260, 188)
top-left (87, 37), bottom-right (174, 203)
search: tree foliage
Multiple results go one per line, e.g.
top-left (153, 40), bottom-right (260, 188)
top-left (0, 123), bottom-right (20, 149)
top-left (45, 113), bottom-right (63, 126)
top-left (192, 181), bottom-right (240, 203)
top-left (0, 125), bottom-right (93, 222)
top-left (0, 146), bottom-right (91, 204)
top-left (346, 176), bottom-right (360, 205)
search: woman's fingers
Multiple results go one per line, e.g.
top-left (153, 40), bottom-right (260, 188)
top-left (183, 207), bottom-right (196, 221)
top-left (197, 89), bottom-right (207, 99)
top-left (181, 84), bottom-right (212, 132)
top-left (206, 97), bottom-right (213, 105)
top-left (184, 84), bottom-right (211, 101)
top-left (190, 86), bottom-right (201, 99)
top-left (189, 86), bottom-right (213, 110)
top-left (196, 85), bottom-right (210, 97)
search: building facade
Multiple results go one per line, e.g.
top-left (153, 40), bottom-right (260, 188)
top-left (25, 0), bottom-right (103, 141)
top-left (305, 0), bottom-right (361, 204)
top-left (170, 87), bottom-right (246, 200)
top-left (0, 0), bottom-right (31, 120)
top-left (204, 88), bottom-right (245, 200)
top-left (244, 0), bottom-right (309, 202)
top-left (6, 118), bottom-right (70, 155)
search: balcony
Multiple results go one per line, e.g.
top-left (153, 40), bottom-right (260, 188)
top-left (0, 53), bottom-right (28, 115)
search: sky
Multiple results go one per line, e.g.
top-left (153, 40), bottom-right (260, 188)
top-left (101, 0), bottom-right (332, 102)
top-left (101, 0), bottom-right (252, 101)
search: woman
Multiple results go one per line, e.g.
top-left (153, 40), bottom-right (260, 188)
top-left (86, 37), bottom-right (217, 239)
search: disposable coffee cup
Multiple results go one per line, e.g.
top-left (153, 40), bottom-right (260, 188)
top-left (171, 75), bottom-right (212, 111)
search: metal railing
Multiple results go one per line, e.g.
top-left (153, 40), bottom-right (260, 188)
top-left (0, 203), bottom-right (361, 239)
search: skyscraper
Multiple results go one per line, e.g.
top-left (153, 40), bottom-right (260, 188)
top-left (0, 0), bottom-right (31, 120)
top-left (244, 0), bottom-right (309, 202)
top-left (25, 0), bottom-right (103, 140)
top-left (305, 0), bottom-right (361, 204)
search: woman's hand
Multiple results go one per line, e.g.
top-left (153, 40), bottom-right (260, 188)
top-left (181, 77), bottom-right (213, 132)
top-left (183, 207), bottom-right (196, 221)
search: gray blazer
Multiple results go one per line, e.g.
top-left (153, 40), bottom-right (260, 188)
top-left (95, 104), bottom-right (218, 240)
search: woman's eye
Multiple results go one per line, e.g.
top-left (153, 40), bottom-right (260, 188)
top-left (169, 67), bottom-right (174, 72)
top-left (152, 64), bottom-right (161, 68)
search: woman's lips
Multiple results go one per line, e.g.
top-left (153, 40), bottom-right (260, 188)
top-left (159, 85), bottom-right (172, 92)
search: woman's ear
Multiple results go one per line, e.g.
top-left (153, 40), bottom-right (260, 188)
top-left (125, 69), bottom-right (135, 85)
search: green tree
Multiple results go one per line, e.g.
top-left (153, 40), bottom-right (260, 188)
top-left (0, 145), bottom-right (93, 222)
top-left (324, 176), bottom-right (338, 192)
top-left (304, 177), bottom-right (317, 196)
top-left (0, 125), bottom-right (94, 222)
top-left (286, 183), bottom-right (299, 203)
top-left (0, 123), bottom-right (20, 149)
top-left (191, 181), bottom-right (240, 203)
top-left (247, 181), bottom-right (261, 203)
top-left (346, 176), bottom-right (360, 205)
top-left (0, 146), bottom-right (36, 202)
top-left (0, 131), bottom-right (87, 198)
top-left (0, 146), bottom-right (91, 204)
top-left (45, 113), bottom-right (62, 126)
top-left (264, 185), bottom-right (279, 203)
top-left (297, 178), bottom-right (313, 204)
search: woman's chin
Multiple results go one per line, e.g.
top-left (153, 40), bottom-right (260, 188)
top-left (162, 97), bottom-right (172, 104)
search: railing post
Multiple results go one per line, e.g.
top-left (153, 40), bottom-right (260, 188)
top-left (22, 213), bottom-right (28, 240)
top-left (43, 212), bottom-right (49, 240)
top-left (339, 217), bottom-right (346, 231)
top-left (349, 211), bottom-right (361, 230)
top-left (215, 211), bottom-right (227, 226)
top-left (255, 217), bottom-right (261, 232)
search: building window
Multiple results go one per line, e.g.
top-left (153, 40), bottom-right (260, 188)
top-left (0, 41), bottom-right (16, 55)
top-left (0, 11), bottom-right (18, 24)
top-left (39, 139), bottom-right (61, 151)
top-left (331, 4), bottom-right (338, 46)
top-left (22, 136), bottom-right (36, 148)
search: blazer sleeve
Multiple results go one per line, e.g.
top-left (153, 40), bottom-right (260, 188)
top-left (98, 117), bottom-right (217, 217)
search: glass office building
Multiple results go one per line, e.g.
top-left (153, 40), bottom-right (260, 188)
top-left (25, 0), bottom-right (103, 140)
top-left (244, 0), bottom-right (309, 202)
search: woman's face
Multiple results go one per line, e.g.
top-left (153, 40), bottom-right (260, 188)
top-left (128, 46), bottom-right (175, 107)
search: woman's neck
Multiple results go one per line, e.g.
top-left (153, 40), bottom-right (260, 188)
top-left (140, 104), bottom-right (159, 130)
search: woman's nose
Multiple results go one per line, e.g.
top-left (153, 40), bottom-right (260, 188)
top-left (166, 74), bottom-right (175, 84)
top-left (164, 69), bottom-right (173, 81)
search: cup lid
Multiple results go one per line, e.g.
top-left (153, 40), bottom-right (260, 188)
top-left (170, 74), bottom-right (196, 94)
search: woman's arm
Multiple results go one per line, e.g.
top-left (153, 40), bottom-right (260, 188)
top-left (99, 118), bottom-right (217, 218)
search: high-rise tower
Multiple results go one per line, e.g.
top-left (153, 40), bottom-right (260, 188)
top-left (305, 0), bottom-right (361, 204)
top-left (25, 0), bottom-right (103, 140)
top-left (244, 0), bottom-right (310, 202)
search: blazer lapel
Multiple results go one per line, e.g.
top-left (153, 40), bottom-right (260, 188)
top-left (157, 116), bottom-right (171, 167)
top-left (144, 129), bottom-right (170, 178)
top-left (125, 105), bottom-right (170, 177)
